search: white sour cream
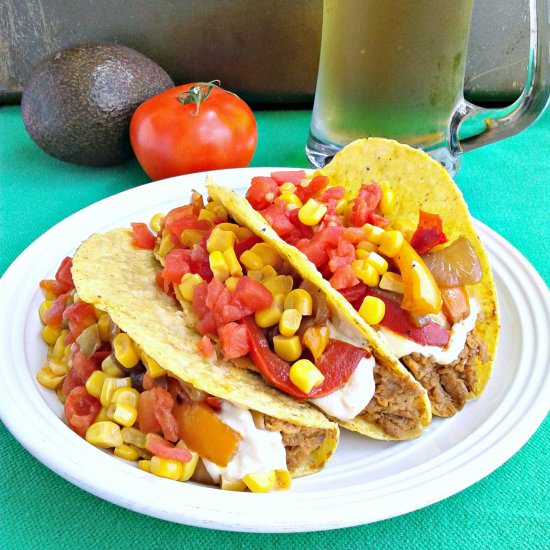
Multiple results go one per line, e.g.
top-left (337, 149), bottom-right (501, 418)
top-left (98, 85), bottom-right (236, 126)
top-left (203, 401), bottom-right (288, 483)
top-left (311, 355), bottom-right (376, 421)
top-left (377, 299), bottom-right (480, 365)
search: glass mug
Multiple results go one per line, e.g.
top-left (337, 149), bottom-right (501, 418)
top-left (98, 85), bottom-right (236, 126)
top-left (306, 0), bottom-right (550, 174)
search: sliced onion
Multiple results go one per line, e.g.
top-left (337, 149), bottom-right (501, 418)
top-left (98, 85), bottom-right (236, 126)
top-left (423, 237), bottom-right (482, 287)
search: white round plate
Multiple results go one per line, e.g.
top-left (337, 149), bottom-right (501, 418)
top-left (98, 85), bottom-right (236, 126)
top-left (0, 168), bottom-right (549, 533)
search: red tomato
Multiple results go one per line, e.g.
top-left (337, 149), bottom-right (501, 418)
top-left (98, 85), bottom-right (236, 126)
top-left (188, 240), bottom-right (213, 281)
top-left (349, 183), bottom-right (382, 226)
top-left (410, 210), bottom-right (448, 255)
top-left (161, 249), bottom-right (191, 284)
top-left (319, 186), bottom-right (345, 202)
top-left (137, 389), bottom-right (162, 434)
top-left (146, 433), bottom-right (192, 462)
top-left (218, 322), bottom-right (250, 359)
top-left (71, 351), bottom-right (98, 383)
top-left (260, 203), bottom-right (295, 237)
top-left (295, 175), bottom-right (329, 203)
top-left (64, 386), bottom-right (100, 438)
top-left (39, 279), bottom-right (71, 297)
top-left (61, 367), bottom-right (84, 397)
top-left (63, 302), bottom-right (96, 340)
top-left (131, 222), bottom-right (156, 249)
top-left (130, 82), bottom-right (257, 180)
top-left (43, 293), bottom-right (71, 327)
top-left (152, 387), bottom-right (179, 442)
top-left (55, 257), bottom-right (74, 290)
top-left (197, 335), bottom-right (215, 357)
top-left (246, 177), bottom-right (280, 210)
top-left (233, 277), bottom-right (273, 312)
top-left (270, 170), bottom-right (306, 185)
top-left (329, 265), bottom-right (359, 290)
top-left (297, 226), bottom-right (343, 267)
top-left (234, 235), bottom-right (262, 257)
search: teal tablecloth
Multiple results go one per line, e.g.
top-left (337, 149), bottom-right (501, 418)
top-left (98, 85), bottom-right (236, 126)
top-left (0, 105), bottom-right (548, 548)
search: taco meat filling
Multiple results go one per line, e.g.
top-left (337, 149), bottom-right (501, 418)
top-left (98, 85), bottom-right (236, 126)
top-left (244, 170), bottom-right (489, 416)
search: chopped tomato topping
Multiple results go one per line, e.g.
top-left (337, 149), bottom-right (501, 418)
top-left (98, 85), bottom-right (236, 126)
top-left (270, 170), bottom-right (307, 185)
top-left (39, 278), bottom-right (72, 297)
top-left (131, 222), bottom-right (156, 249)
top-left (329, 265), bottom-right (360, 290)
top-left (260, 203), bottom-right (295, 237)
top-left (197, 335), bottom-right (215, 357)
top-left (192, 282), bottom-right (209, 318)
top-left (349, 183), bottom-right (382, 227)
top-left (246, 176), bottom-right (280, 210)
top-left (63, 301), bottom-right (96, 340)
top-left (61, 368), bottom-right (84, 398)
top-left (161, 249), bottom-right (191, 284)
top-left (189, 239), bottom-right (213, 281)
top-left (43, 292), bottom-right (71, 327)
top-left (297, 226), bottom-right (343, 267)
top-left (137, 389), bottom-right (162, 434)
top-left (319, 186), bottom-right (345, 203)
top-left (295, 175), bottom-right (329, 203)
top-left (71, 350), bottom-right (98, 383)
top-left (64, 386), bottom-right (100, 438)
top-left (234, 234), bottom-right (262, 257)
top-left (218, 322), bottom-right (250, 359)
top-left (146, 433), bottom-right (192, 462)
top-left (233, 276), bottom-right (273, 312)
top-left (152, 387), bottom-right (179, 442)
top-left (55, 257), bottom-right (74, 290)
top-left (410, 210), bottom-right (448, 255)
top-left (328, 239), bottom-right (356, 273)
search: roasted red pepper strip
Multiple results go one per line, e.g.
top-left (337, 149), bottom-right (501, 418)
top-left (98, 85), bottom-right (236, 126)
top-left (410, 210), bottom-right (447, 255)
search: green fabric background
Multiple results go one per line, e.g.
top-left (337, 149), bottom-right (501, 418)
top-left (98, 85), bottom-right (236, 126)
top-left (0, 105), bottom-right (548, 548)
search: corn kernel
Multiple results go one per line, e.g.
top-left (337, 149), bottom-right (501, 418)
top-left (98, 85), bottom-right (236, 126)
top-left (158, 233), bottom-right (176, 259)
top-left (109, 403), bottom-right (137, 427)
top-left (113, 333), bottom-right (140, 369)
top-left (39, 300), bottom-right (53, 324)
top-left (379, 272), bottom-right (405, 294)
top-left (273, 335), bottom-right (302, 362)
top-left (221, 478), bottom-right (247, 491)
top-left (100, 377), bottom-right (131, 407)
top-left (243, 471), bottom-right (277, 493)
top-left (380, 182), bottom-right (395, 216)
top-left (176, 443), bottom-right (199, 481)
top-left (279, 182), bottom-right (296, 194)
top-left (36, 365), bottom-right (64, 389)
top-left (254, 294), bottom-right (284, 328)
top-left (85, 421), bottom-right (123, 448)
top-left (177, 273), bottom-right (204, 301)
top-left (284, 289), bottom-right (312, 316)
top-left (209, 250), bottom-right (230, 280)
top-left (263, 275), bottom-right (293, 296)
top-left (138, 460), bottom-right (151, 472)
top-left (101, 354), bottom-right (125, 378)
top-left (302, 325), bottom-right (330, 361)
top-left (181, 228), bottom-right (206, 247)
top-left (279, 193), bottom-right (303, 209)
top-left (225, 276), bottom-right (240, 292)
top-left (150, 456), bottom-right (184, 481)
top-left (247, 269), bottom-right (263, 281)
top-left (121, 426), bottom-right (147, 448)
top-left (362, 223), bottom-right (385, 244)
top-left (223, 247), bottom-right (243, 277)
top-left (240, 250), bottom-right (263, 270)
top-left (198, 208), bottom-right (217, 223)
top-left (279, 308), bottom-right (302, 337)
top-left (205, 201), bottom-right (228, 221)
top-left (359, 296), bottom-right (386, 325)
top-left (260, 265), bottom-right (277, 280)
top-left (357, 241), bottom-right (377, 253)
top-left (50, 330), bottom-right (70, 360)
top-left (42, 325), bottom-right (61, 345)
top-left (43, 290), bottom-right (57, 301)
top-left (356, 249), bottom-right (370, 260)
top-left (114, 444), bottom-right (140, 461)
top-left (149, 213), bottom-right (164, 233)
top-left (207, 226), bottom-right (235, 253)
top-left (141, 352), bottom-right (166, 378)
top-left (96, 313), bottom-right (112, 342)
top-left (47, 359), bottom-right (70, 376)
top-left (352, 259), bottom-right (380, 287)
top-left (367, 251), bottom-right (389, 275)
top-left (95, 406), bottom-right (109, 423)
top-left (378, 230), bottom-right (404, 258)
top-left (275, 469), bottom-right (292, 490)
top-left (249, 243), bottom-right (281, 269)
top-left (335, 198), bottom-right (347, 214)
top-left (289, 359), bottom-right (325, 394)
top-left (298, 198), bottom-right (327, 226)
top-left (85, 370), bottom-right (106, 398)
top-left (112, 387), bottom-right (139, 408)
top-left (216, 222), bottom-right (252, 241)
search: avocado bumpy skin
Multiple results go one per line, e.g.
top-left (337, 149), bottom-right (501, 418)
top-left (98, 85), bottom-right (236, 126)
top-left (21, 42), bottom-right (174, 167)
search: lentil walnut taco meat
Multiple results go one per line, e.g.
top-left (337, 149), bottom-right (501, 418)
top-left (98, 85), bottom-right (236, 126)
top-left (236, 138), bottom-right (499, 417)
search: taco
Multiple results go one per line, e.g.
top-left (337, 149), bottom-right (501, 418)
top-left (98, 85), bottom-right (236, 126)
top-left (237, 138), bottom-right (499, 417)
top-left (37, 230), bottom-right (339, 493)
top-left (151, 186), bottom-right (431, 440)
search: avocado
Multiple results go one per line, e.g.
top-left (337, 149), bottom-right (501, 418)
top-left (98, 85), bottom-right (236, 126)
top-left (21, 42), bottom-right (174, 166)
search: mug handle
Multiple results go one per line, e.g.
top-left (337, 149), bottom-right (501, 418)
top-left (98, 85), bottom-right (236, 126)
top-left (450, 0), bottom-right (550, 154)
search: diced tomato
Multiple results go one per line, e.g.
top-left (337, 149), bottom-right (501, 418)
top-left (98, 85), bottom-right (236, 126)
top-left (155, 271), bottom-right (174, 297)
top-left (161, 249), bottom-right (191, 284)
top-left (270, 170), bottom-right (307, 185)
top-left (297, 226), bottom-right (344, 267)
top-left (190, 190), bottom-right (205, 215)
top-left (328, 239), bottom-right (356, 273)
top-left (63, 301), bottom-right (96, 340)
top-left (205, 278), bottom-right (225, 310)
top-left (205, 396), bottom-right (222, 411)
top-left (197, 335), bottom-right (215, 357)
top-left (131, 222), bottom-right (156, 249)
top-left (189, 239), bottom-right (213, 281)
top-left (196, 311), bottom-right (217, 335)
top-left (287, 208), bottom-right (314, 240)
top-left (319, 186), bottom-right (345, 203)
top-left (64, 386), bottom-right (100, 438)
top-left (192, 282), bottom-right (209, 318)
top-left (295, 175), bottom-right (329, 203)
top-left (343, 227), bottom-right (365, 244)
top-left (43, 292), bottom-right (71, 327)
top-left (330, 265), bottom-right (360, 290)
top-left (246, 176), bottom-right (280, 210)
top-left (349, 183), bottom-right (382, 226)
top-left (367, 212), bottom-right (390, 228)
top-left (234, 235), bottom-right (262, 257)
top-left (152, 386), bottom-right (179, 442)
top-left (174, 401), bottom-right (241, 467)
top-left (39, 278), bottom-right (72, 297)
top-left (260, 203), bottom-right (295, 237)
top-left (218, 322), bottom-right (250, 359)
top-left (55, 257), bottom-right (74, 290)
top-left (61, 367), bottom-right (84, 397)
top-left (71, 350), bottom-right (98, 383)
top-left (410, 210), bottom-right (448, 255)
top-left (339, 283), bottom-right (369, 303)
top-left (137, 389), bottom-right (162, 434)
top-left (233, 276), bottom-right (273, 312)
top-left (146, 433), bottom-right (192, 462)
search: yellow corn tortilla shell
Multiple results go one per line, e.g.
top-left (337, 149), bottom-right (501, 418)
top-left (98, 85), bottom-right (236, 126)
top-left (72, 228), bottom-right (338, 478)
top-left (321, 137), bottom-right (499, 403)
top-left (208, 182), bottom-right (432, 440)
